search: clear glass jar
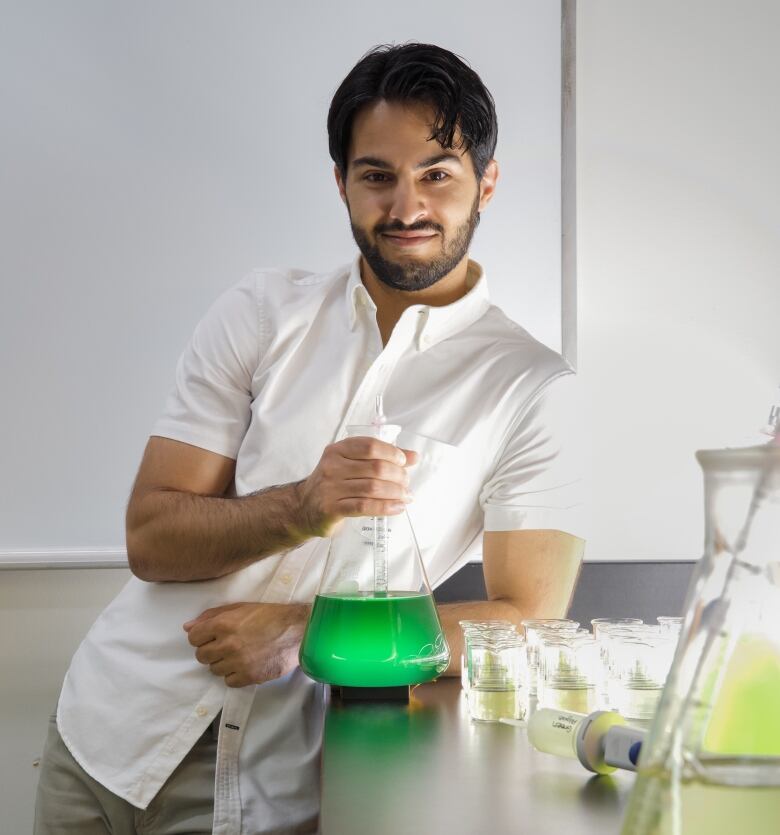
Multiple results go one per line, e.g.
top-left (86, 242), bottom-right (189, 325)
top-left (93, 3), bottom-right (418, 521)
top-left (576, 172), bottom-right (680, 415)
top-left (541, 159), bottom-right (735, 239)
top-left (538, 632), bottom-right (599, 714)
top-left (590, 617), bottom-right (644, 640)
top-left (458, 620), bottom-right (517, 692)
top-left (656, 615), bottom-right (684, 638)
top-left (598, 624), bottom-right (657, 710)
top-left (521, 619), bottom-right (580, 696)
top-left (467, 635), bottom-right (527, 722)
top-left (609, 631), bottom-right (676, 726)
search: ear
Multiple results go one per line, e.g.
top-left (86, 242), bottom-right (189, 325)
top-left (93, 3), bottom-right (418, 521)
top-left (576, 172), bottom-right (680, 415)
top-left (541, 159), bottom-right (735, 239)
top-left (334, 164), bottom-right (348, 205)
top-left (478, 159), bottom-right (499, 212)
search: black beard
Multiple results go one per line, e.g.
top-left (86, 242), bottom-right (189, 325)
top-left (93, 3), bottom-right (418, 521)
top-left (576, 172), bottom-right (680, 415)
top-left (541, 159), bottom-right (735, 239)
top-left (348, 191), bottom-right (481, 292)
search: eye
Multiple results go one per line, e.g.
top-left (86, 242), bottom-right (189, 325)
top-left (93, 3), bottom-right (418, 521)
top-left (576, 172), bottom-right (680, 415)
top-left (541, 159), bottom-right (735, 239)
top-left (426, 170), bottom-right (450, 182)
top-left (364, 172), bottom-right (389, 183)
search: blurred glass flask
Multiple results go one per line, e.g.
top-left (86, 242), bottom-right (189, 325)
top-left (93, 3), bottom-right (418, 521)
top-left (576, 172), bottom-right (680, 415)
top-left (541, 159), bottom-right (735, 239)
top-left (621, 443), bottom-right (780, 833)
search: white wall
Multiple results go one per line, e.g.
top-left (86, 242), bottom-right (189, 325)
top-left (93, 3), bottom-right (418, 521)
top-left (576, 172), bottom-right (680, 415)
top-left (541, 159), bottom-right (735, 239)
top-left (577, 0), bottom-right (780, 559)
top-left (0, 0), bottom-right (562, 559)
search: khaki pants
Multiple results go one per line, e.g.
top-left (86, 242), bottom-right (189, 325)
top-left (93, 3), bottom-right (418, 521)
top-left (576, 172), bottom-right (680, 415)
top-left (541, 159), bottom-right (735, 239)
top-left (34, 713), bottom-right (217, 834)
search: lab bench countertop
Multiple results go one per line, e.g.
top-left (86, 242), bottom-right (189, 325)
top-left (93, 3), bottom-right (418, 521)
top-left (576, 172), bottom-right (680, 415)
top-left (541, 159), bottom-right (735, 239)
top-left (320, 678), bottom-right (636, 835)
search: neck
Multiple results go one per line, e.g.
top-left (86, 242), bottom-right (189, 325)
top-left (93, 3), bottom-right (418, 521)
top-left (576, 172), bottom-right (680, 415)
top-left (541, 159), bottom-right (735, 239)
top-left (360, 255), bottom-right (472, 346)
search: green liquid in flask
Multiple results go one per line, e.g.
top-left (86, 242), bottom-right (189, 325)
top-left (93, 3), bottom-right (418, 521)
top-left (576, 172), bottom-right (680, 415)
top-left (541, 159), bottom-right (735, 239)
top-left (299, 591), bottom-right (449, 687)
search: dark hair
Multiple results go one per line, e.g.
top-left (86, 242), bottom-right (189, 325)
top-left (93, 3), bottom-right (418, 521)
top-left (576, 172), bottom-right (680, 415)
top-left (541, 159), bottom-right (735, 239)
top-left (328, 42), bottom-right (498, 182)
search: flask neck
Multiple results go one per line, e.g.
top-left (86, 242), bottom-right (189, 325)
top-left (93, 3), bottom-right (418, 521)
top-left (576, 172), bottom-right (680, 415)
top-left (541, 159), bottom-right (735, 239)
top-left (700, 446), bottom-right (780, 569)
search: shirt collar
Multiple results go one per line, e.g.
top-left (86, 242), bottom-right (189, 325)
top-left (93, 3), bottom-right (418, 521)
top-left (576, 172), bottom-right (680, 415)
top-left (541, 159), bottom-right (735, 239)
top-left (345, 252), bottom-right (491, 352)
top-left (346, 254), bottom-right (374, 330)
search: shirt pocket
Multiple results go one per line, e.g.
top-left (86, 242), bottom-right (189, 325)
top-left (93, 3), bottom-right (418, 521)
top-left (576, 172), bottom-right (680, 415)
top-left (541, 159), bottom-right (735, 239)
top-left (396, 430), bottom-right (461, 556)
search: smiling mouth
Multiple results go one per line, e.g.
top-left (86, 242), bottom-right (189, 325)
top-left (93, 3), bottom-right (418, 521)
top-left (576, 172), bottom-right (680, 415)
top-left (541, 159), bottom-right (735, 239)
top-left (382, 233), bottom-right (437, 247)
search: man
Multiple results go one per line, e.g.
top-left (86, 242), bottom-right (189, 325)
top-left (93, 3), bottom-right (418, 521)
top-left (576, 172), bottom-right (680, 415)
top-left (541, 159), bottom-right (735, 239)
top-left (35, 42), bottom-right (584, 834)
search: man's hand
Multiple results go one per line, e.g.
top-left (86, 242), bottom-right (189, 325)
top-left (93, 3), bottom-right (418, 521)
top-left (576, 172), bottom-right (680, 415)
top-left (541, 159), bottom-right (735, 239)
top-left (295, 437), bottom-right (419, 538)
top-left (183, 602), bottom-right (310, 688)
top-left (125, 435), bottom-right (419, 583)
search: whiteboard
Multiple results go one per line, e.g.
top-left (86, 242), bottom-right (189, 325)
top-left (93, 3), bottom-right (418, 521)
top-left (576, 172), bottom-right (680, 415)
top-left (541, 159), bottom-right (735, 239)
top-left (0, 0), bottom-right (570, 564)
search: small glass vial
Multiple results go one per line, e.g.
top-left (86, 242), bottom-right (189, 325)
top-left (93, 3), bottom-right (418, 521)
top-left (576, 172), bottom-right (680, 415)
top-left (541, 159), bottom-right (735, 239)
top-left (609, 631), bottom-right (676, 726)
top-left (598, 623), bottom-right (655, 709)
top-left (458, 620), bottom-right (516, 693)
top-left (590, 617), bottom-right (643, 640)
top-left (538, 632), bottom-right (599, 714)
top-left (467, 635), bottom-right (527, 722)
top-left (521, 619), bottom-right (579, 697)
top-left (656, 616), bottom-right (683, 638)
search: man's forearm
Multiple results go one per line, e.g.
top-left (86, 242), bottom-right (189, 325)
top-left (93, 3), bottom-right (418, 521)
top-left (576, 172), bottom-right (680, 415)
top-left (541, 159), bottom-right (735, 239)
top-left (127, 481), bottom-right (310, 583)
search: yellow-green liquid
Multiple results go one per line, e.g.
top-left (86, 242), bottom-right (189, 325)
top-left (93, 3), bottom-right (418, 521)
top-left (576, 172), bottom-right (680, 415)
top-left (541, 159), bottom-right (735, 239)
top-left (623, 766), bottom-right (780, 834)
top-left (704, 635), bottom-right (780, 755)
top-left (299, 591), bottom-right (449, 687)
top-left (468, 687), bottom-right (524, 722)
top-left (539, 684), bottom-right (596, 715)
top-left (612, 684), bottom-right (663, 726)
top-left (622, 635), bottom-right (780, 833)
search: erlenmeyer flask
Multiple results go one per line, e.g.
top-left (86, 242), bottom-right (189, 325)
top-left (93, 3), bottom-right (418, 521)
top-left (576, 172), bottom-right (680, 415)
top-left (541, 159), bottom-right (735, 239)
top-left (621, 444), bottom-right (780, 833)
top-left (299, 419), bottom-right (450, 688)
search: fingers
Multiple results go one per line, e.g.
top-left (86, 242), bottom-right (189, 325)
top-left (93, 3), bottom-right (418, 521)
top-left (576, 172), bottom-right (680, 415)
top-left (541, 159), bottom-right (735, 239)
top-left (341, 457), bottom-right (411, 486)
top-left (186, 620), bottom-right (218, 647)
top-left (335, 440), bottom-right (419, 475)
top-left (208, 658), bottom-right (234, 677)
top-left (183, 602), bottom-right (247, 632)
top-left (187, 606), bottom-right (250, 647)
top-left (340, 476), bottom-right (411, 502)
top-left (335, 498), bottom-right (408, 517)
top-left (330, 472), bottom-right (412, 516)
top-left (331, 455), bottom-right (415, 517)
top-left (207, 657), bottom-right (251, 687)
top-left (338, 437), bottom-right (409, 466)
top-left (205, 652), bottom-right (267, 688)
top-left (195, 640), bottom-right (225, 665)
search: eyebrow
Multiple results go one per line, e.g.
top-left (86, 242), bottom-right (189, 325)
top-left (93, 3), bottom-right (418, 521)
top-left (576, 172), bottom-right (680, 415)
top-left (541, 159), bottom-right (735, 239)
top-left (351, 153), bottom-right (464, 171)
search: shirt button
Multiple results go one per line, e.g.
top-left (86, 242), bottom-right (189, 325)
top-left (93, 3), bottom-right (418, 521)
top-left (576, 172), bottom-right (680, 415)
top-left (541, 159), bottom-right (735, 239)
top-left (196, 706), bottom-right (208, 718)
top-left (279, 573), bottom-right (293, 585)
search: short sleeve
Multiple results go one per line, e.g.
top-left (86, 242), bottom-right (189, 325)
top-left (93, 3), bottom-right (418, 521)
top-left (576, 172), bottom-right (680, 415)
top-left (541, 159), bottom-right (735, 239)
top-left (151, 273), bottom-right (261, 459)
top-left (479, 372), bottom-right (586, 539)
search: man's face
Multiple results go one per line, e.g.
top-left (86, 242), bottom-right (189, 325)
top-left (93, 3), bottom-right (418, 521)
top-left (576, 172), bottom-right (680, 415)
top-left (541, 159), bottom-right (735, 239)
top-left (336, 100), bottom-right (486, 292)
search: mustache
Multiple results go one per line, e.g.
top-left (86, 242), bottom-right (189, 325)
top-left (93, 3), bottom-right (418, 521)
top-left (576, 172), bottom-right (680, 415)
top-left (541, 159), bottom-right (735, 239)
top-left (376, 222), bottom-right (442, 235)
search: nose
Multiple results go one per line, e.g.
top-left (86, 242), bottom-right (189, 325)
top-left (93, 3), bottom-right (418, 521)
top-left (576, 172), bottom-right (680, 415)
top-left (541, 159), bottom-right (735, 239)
top-left (387, 179), bottom-right (427, 227)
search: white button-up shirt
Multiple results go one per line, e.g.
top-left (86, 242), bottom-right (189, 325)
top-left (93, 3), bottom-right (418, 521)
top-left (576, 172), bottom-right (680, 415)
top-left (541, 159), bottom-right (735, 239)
top-left (57, 253), bottom-right (582, 832)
